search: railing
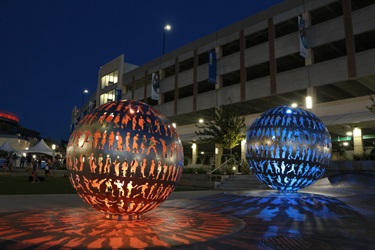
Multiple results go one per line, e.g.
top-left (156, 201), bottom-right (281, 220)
top-left (208, 158), bottom-right (236, 190)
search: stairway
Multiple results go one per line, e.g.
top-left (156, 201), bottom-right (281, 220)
top-left (216, 174), bottom-right (270, 191)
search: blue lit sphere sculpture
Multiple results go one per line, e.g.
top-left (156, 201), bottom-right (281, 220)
top-left (245, 106), bottom-right (332, 192)
top-left (66, 100), bottom-right (184, 219)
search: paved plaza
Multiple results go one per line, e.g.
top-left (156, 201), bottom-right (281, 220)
top-left (0, 173), bottom-right (374, 249)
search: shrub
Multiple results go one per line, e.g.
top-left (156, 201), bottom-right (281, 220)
top-left (353, 152), bottom-right (375, 160)
top-left (184, 158), bottom-right (189, 166)
top-left (241, 161), bottom-right (251, 175)
top-left (183, 168), bottom-right (196, 174)
top-left (225, 166), bottom-right (235, 175)
top-left (196, 157), bottom-right (202, 164)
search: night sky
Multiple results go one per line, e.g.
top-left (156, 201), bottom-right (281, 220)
top-left (0, 0), bottom-right (283, 141)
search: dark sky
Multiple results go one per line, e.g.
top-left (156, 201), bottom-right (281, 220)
top-left (0, 0), bottom-right (283, 142)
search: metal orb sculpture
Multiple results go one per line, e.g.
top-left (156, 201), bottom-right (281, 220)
top-left (245, 106), bottom-right (332, 192)
top-left (66, 100), bottom-right (184, 219)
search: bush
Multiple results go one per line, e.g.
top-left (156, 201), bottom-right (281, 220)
top-left (203, 155), bottom-right (211, 165)
top-left (196, 166), bottom-right (207, 174)
top-left (353, 152), bottom-right (375, 160)
top-left (225, 166), bottom-right (235, 175)
top-left (182, 167), bottom-right (208, 174)
top-left (195, 157), bottom-right (202, 164)
top-left (241, 161), bottom-right (251, 175)
top-left (183, 168), bottom-right (196, 174)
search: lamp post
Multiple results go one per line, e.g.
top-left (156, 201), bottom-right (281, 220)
top-left (52, 144), bottom-right (56, 170)
top-left (82, 89), bottom-right (88, 107)
top-left (162, 24), bottom-right (171, 55)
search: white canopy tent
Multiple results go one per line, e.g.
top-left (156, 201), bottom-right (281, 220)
top-left (0, 142), bottom-right (17, 152)
top-left (21, 139), bottom-right (54, 156)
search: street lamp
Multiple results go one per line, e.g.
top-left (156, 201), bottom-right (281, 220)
top-left (162, 24), bottom-right (171, 55)
top-left (82, 89), bottom-right (88, 107)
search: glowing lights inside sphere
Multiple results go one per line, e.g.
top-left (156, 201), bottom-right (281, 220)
top-left (66, 100), bottom-right (184, 218)
top-left (245, 106), bottom-right (332, 192)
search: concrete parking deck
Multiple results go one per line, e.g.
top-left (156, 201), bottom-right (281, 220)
top-left (0, 174), bottom-right (374, 249)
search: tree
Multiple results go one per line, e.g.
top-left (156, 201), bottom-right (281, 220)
top-left (195, 106), bottom-right (246, 157)
top-left (366, 95), bottom-right (375, 116)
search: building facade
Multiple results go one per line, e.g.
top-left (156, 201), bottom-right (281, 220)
top-left (0, 110), bottom-right (39, 152)
top-left (78, 0), bottom-right (375, 167)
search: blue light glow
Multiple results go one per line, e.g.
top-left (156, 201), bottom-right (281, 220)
top-left (246, 106), bottom-right (332, 192)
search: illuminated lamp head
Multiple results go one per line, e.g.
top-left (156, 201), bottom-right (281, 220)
top-left (245, 106), bottom-right (331, 192)
top-left (66, 100), bottom-right (184, 219)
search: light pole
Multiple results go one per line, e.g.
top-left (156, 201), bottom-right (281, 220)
top-left (162, 24), bottom-right (171, 55)
top-left (82, 89), bottom-right (88, 107)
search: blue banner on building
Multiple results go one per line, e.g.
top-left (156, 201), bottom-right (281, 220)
top-left (208, 50), bottom-right (217, 84)
top-left (115, 88), bottom-right (122, 101)
top-left (151, 72), bottom-right (160, 100)
top-left (298, 16), bottom-right (308, 58)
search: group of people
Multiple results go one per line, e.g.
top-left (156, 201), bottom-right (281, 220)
top-left (0, 152), bottom-right (18, 173)
top-left (0, 151), bottom-right (53, 183)
top-left (31, 157), bottom-right (52, 183)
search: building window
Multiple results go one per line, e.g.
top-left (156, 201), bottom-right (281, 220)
top-left (246, 28), bottom-right (268, 48)
top-left (246, 62), bottom-right (270, 81)
top-left (351, 0), bottom-right (374, 11)
top-left (310, 1), bottom-right (343, 26)
top-left (354, 30), bottom-right (375, 53)
top-left (222, 40), bottom-right (240, 57)
top-left (198, 52), bottom-right (209, 65)
top-left (276, 53), bottom-right (305, 73)
top-left (179, 58), bottom-right (194, 73)
top-left (222, 70), bottom-right (240, 87)
top-left (312, 39), bottom-right (347, 64)
top-left (274, 17), bottom-right (298, 39)
top-left (101, 70), bottom-right (118, 89)
top-left (100, 89), bottom-right (116, 105)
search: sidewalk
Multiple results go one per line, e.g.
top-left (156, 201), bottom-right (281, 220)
top-left (0, 175), bottom-right (374, 249)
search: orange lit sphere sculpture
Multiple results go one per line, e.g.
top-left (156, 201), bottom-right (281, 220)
top-left (66, 100), bottom-right (184, 218)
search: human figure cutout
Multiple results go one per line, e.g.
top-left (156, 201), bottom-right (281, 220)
top-left (103, 155), bottom-right (111, 174)
top-left (148, 159), bottom-right (156, 178)
top-left (140, 158), bottom-right (147, 178)
top-left (105, 112), bottom-right (115, 127)
top-left (114, 159), bottom-right (120, 176)
top-left (113, 113), bottom-right (121, 128)
top-left (160, 138), bottom-right (168, 158)
top-left (134, 182), bottom-right (149, 198)
top-left (116, 131), bottom-right (123, 150)
top-left (121, 113), bottom-right (131, 128)
top-left (147, 136), bottom-right (159, 155)
top-left (132, 134), bottom-right (139, 153)
top-left (125, 132), bottom-right (131, 152)
top-left (138, 116), bottom-right (145, 130)
top-left (126, 181), bottom-right (137, 198)
top-left (105, 179), bottom-right (114, 195)
top-left (121, 159), bottom-right (128, 177)
top-left (100, 131), bottom-right (107, 149)
top-left (98, 154), bottom-right (104, 174)
top-left (132, 116), bottom-right (137, 131)
top-left (80, 130), bottom-right (91, 148)
top-left (108, 131), bottom-right (115, 150)
top-left (114, 179), bottom-right (125, 196)
top-left (141, 135), bottom-right (147, 154)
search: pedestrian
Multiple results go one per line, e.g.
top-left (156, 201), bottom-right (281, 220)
top-left (0, 156), bottom-right (6, 172)
top-left (45, 162), bottom-right (50, 178)
top-left (26, 154), bottom-right (32, 168)
top-left (32, 160), bottom-right (40, 183)
top-left (20, 155), bottom-right (26, 168)
top-left (7, 155), bottom-right (14, 173)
